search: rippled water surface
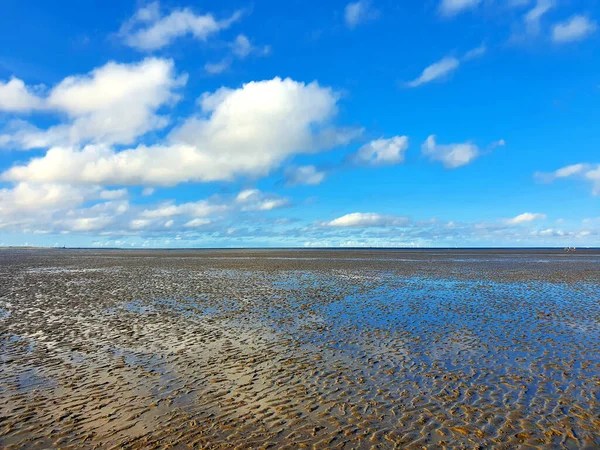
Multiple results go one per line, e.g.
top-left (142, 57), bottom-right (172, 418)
top-left (1, 249), bottom-right (599, 449)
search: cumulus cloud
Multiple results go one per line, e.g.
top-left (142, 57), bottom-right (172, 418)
top-left (284, 165), bottom-right (326, 186)
top-left (351, 136), bottom-right (409, 166)
top-left (0, 78), bottom-right (44, 112)
top-left (328, 212), bottom-right (410, 227)
top-left (552, 15), bottom-right (597, 42)
top-left (344, 1), bottom-right (379, 29)
top-left (0, 183), bottom-right (89, 216)
top-left (535, 163), bottom-right (600, 195)
top-left (406, 57), bottom-right (460, 88)
top-left (0, 58), bottom-right (186, 149)
top-left (0, 183), bottom-right (131, 234)
top-left (3, 77), bottom-right (358, 186)
top-left (119, 2), bottom-right (243, 51)
top-left (421, 135), bottom-right (480, 168)
top-left (507, 212), bottom-right (547, 224)
top-left (439, 0), bottom-right (481, 17)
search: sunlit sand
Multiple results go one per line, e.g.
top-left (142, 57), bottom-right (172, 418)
top-left (1, 249), bottom-right (599, 449)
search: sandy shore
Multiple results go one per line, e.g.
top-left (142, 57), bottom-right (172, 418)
top-left (1, 249), bottom-right (599, 449)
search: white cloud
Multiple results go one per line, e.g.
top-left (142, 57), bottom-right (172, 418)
top-left (535, 163), bottom-right (600, 195)
top-left (0, 58), bottom-right (185, 149)
top-left (552, 15), bottom-right (597, 42)
top-left (439, 0), bottom-right (481, 17)
top-left (536, 163), bottom-right (586, 181)
top-left (69, 217), bottom-right (115, 232)
top-left (119, 2), bottom-right (243, 51)
top-left (0, 183), bottom-right (89, 216)
top-left (554, 164), bottom-right (586, 178)
top-left (100, 189), bottom-right (128, 200)
top-left (585, 167), bottom-right (600, 195)
top-left (351, 136), bottom-right (409, 166)
top-left (284, 165), bottom-right (326, 186)
top-left (235, 189), bottom-right (290, 211)
top-left (236, 189), bottom-right (258, 203)
top-left (406, 57), bottom-right (460, 88)
top-left (0, 185), bottom-right (294, 236)
top-left (421, 135), bottom-right (480, 168)
top-left (129, 219), bottom-right (152, 230)
top-left (0, 183), bottom-right (128, 233)
top-left (184, 218), bottom-right (212, 228)
top-left (3, 77), bottom-right (358, 186)
top-left (0, 78), bottom-right (44, 112)
top-left (142, 187), bottom-right (155, 196)
top-left (328, 212), bottom-right (409, 227)
top-left (507, 212), bottom-right (547, 224)
top-left (141, 199), bottom-right (227, 218)
top-left (344, 1), bottom-right (379, 29)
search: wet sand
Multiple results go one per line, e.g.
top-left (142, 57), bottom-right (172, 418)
top-left (1, 249), bottom-right (599, 449)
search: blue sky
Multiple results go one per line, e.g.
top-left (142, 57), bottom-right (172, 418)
top-left (0, 0), bottom-right (598, 248)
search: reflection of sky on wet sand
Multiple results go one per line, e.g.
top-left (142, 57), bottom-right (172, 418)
top-left (1, 249), bottom-right (599, 449)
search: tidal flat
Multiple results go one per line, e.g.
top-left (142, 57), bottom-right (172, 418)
top-left (1, 249), bottom-right (599, 449)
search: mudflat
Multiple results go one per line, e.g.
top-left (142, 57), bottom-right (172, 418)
top-left (1, 249), bottom-right (599, 449)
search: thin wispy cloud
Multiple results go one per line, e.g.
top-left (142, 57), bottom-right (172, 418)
top-left (506, 212), bottom-right (547, 224)
top-left (536, 163), bottom-right (600, 195)
top-left (524, 0), bottom-right (555, 34)
top-left (439, 0), bottom-right (481, 17)
top-left (463, 43), bottom-right (487, 60)
top-left (205, 34), bottom-right (270, 74)
top-left (284, 165), bottom-right (327, 186)
top-left (327, 212), bottom-right (410, 227)
top-left (204, 59), bottom-right (230, 75)
top-left (405, 44), bottom-right (485, 88)
top-left (344, 0), bottom-right (379, 29)
top-left (509, 0), bottom-right (555, 42)
top-left (406, 57), bottom-right (460, 88)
